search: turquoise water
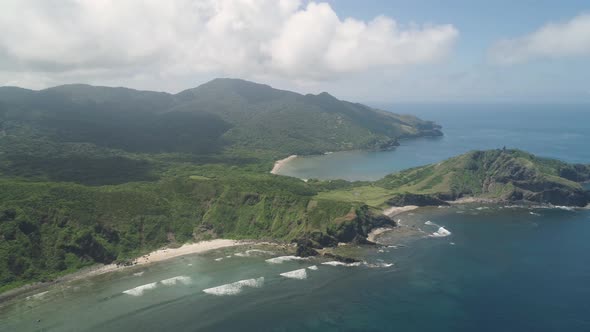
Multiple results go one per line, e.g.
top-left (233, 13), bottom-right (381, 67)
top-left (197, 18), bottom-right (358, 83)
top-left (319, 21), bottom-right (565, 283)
top-left (2, 104), bottom-right (590, 331)
top-left (278, 104), bottom-right (590, 181)
top-left (2, 206), bottom-right (589, 331)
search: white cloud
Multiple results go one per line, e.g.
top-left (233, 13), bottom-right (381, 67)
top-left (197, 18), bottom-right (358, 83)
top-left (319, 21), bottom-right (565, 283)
top-left (0, 0), bottom-right (458, 88)
top-left (490, 13), bottom-right (590, 64)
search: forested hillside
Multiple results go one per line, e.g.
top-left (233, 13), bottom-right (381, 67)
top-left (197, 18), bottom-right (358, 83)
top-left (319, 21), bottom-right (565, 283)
top-left (0, 79), bottom-right (443, 291)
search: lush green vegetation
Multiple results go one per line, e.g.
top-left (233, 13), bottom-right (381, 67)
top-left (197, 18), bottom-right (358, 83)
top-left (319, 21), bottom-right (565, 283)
top-left (0, 169), bottom-right (364, 292)
top-left (0, 78), bottom-right (441, 158)
top-left (1, 79), bottom-right (587, 294)
top-left (0, 79), bottom-right (444, 292)
top-left (322, 149), bottom-right (590, 208)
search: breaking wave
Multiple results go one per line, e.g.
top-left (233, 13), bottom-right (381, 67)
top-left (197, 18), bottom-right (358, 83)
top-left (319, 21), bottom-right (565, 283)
top-left (132, 271), bottom-right (144, 277)
top-left (321, 261), bottom-right (362, 267)
top-left (280, 268), bottom-right (308, 280)
top-left (430, 226), bottom-right (452, 238)
top-left (235, 249), bottom-right (275, 257)
top-left (554, 205), bottom-right (575, 211)
top-left (123, 282), bottom-right (158, 296)
top-left (365, 262), bottom-right (394, 268)
top-left (26, 291), bottom-right (49, 300)
top-left (161, 276), bottom-right (192, 286)
top-left (307, 265), bottom-right (318, 270)
top-left (265, 255), bottom-right (308, 264)
top-left (202, 277), bottom-right (264, 296)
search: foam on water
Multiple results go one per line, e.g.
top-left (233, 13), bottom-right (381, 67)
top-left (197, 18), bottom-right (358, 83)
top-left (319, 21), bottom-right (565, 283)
top-left (280, 268), bottom-right (308, 280)
top-left (555, 206), bottom-right (575, 211)
top-left (133, 271), bottom-right (144, 277)
top-left (161, 276), bottom-right (192, 286)
top-left (430, 226), bottom-right (452, 238)
top-left (425, 221), bottom-right (438, 227)
top-left (265, 255), bottom-right (308, 264)
top-left (235, 249), bottom-right (275, 257)
top-left (307, 265), bottom-right (318, 270)
top-left (365, 262), bottom-right (394, 268)
top-left (123, 282), bottom-right (158, 296)
top-left (202, 277), bottom-right (265, 296)
top-left (26, 291), bottom-right (49, 300)
top-left (321, 261), bottom-right (362, 267)
top-left (214, 257), bottom-right (224, 261)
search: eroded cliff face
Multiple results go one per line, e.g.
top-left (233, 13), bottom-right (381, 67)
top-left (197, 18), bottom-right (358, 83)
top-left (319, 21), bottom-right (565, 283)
top-left (296, 206), bottom-right (396, 255)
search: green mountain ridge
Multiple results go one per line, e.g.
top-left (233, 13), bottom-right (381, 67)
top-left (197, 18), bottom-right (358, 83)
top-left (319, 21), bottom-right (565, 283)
top-left (319, 149), bottom-right (590, 208)
top-left (0, 79), bottom-right (587, 294)
top-left (0, 78), bottom-right (442, 158)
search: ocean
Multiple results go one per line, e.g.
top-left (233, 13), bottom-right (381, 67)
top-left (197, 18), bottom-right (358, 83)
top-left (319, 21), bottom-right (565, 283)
top-left (1, 104), bottom-right (589, 331)
top-left (277, 103), bottom-right (590, 181)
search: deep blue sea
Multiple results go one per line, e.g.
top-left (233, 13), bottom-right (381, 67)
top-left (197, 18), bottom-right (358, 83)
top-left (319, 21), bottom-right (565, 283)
top-left (1, 104), bottom-right (589, 331)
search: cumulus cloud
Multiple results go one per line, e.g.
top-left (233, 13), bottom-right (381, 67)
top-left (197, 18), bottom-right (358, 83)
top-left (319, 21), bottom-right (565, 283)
top-left (490, 13), bottom-right (590, 64)
top-left (0, 0), bottom-right (458, 88)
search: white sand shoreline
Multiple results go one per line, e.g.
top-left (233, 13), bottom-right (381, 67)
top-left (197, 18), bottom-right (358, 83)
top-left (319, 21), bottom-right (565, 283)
top-left (270, 155), bottom-right (297, 174)
top-left (0, 239), bottom-right (252, 302)
top-left (80, 239), bottom-right (249, 280)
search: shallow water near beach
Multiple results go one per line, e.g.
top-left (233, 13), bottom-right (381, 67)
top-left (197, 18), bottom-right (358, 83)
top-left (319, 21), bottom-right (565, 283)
top-left (2, 104), bottom-right (590, 331)
top-left (2, 205), bottom-right (590, 331)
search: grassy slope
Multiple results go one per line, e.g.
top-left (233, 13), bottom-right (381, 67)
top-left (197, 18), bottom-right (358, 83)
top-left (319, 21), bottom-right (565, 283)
top-left (318, 149), bottom-right (590, 208)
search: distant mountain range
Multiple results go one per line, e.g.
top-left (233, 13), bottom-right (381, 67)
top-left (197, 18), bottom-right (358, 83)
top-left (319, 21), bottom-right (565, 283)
top-left (0, 78), bottom-right (441, 156)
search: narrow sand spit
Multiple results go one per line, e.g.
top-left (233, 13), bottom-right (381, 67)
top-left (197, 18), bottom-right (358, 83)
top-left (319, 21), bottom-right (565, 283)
top-left (270, 155), bottom-right (297, 174)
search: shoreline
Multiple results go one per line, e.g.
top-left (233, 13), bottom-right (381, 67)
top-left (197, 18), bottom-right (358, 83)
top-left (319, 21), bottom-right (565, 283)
top-left (368, 196), bottom-right (582, 243)
top-left (0, 239), bottom-right (252, 303)
top-left (367, 205), bottom-right (419, 243)
top-left (270, 155), bottom-right (298, 174)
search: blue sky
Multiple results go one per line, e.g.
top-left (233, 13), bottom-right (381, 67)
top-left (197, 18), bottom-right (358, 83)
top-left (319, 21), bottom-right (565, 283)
top-left (319, 0), bottom-right (590, 103)
top-left (0, 0), bottom-right (589, 103)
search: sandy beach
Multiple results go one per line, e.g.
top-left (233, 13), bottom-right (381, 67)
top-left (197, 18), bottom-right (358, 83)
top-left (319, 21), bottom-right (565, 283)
top-left (0, 239), bottom-right (251, 303)
top-left (367, 205), bottom-right (420, 243)
top-left (270, 155), bottom-right (297, 174)
top-left (93, 239), bottom-right (248, 278)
